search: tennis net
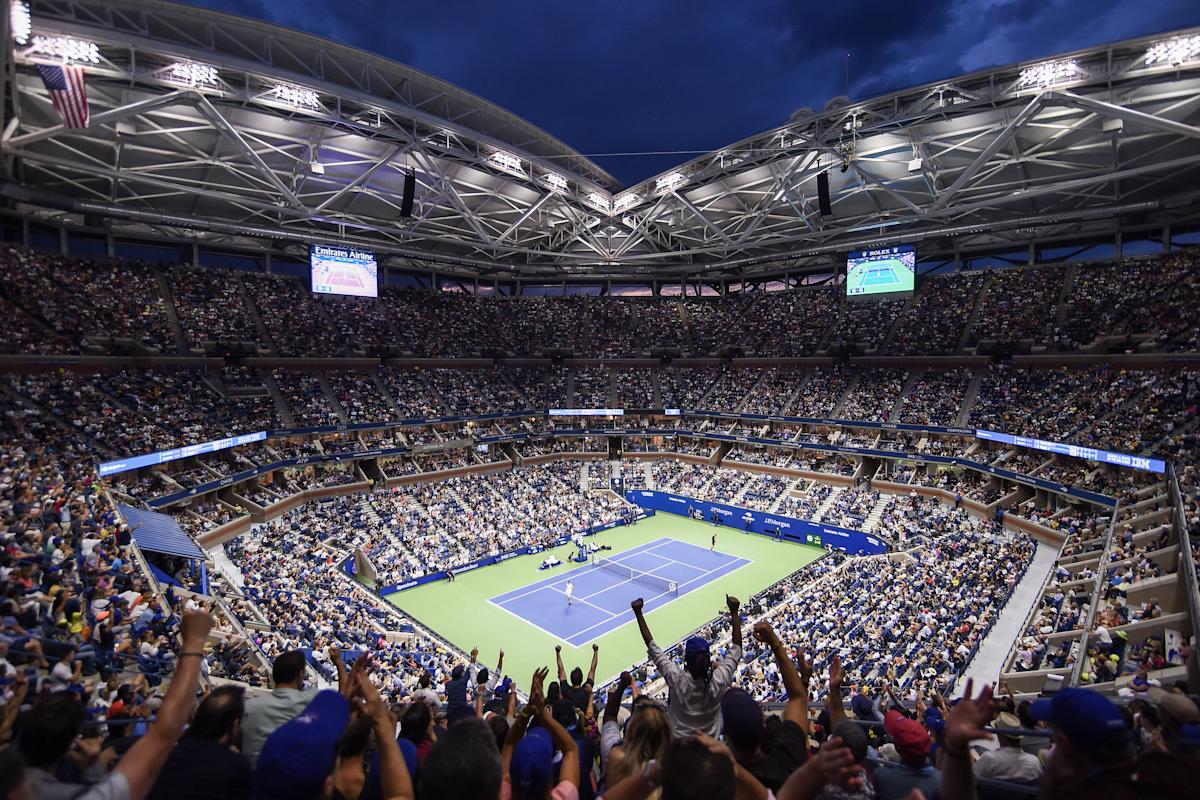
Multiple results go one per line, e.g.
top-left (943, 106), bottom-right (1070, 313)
top-left (592, 556), bottom-right (678, 595)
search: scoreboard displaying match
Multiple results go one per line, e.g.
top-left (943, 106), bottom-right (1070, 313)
top-left (310, 244), bottom-right (378, 298)
top-left (846, 244), bottom-right (916, 297)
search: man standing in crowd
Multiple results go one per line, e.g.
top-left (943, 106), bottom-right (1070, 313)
top-left (241, 648), bottom-right (327, 765)
top-left (146, 686), bottom-right (252, 800)
top-left (632, 594), bottom-right (742, 736)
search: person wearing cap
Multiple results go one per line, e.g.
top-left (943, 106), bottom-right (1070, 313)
top-left (723, 621), bottom-right (811, 792)
top-left (1032, 686), bottom-right (1192, 797)
top-left (971, 711), bottom-right (1042, 784)
top-left (254, 689), bottom-right (352, 799)
top-left (501, 667), bottom-right (580, 800)
top-left (631, 595), bottom-right (742, 737)
top-left (872, 707), bottom-right (939, 799)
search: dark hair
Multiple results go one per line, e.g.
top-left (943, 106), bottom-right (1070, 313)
top-left (0, 746), bottom-right (26, 796)
top-left (187, 686), bottom-right (245, 741)
top-left (683, 651), bottom-right (713, 684)
top-left (476, 668), bottom-right (489, 686)
top-left (570, 667), bottom-right (584, 687)
top-left (335, 716), bottom-right (375, 759)
top-left (661, 736), bottom-right (734, 800)
top-left (401, 702), bottom-right (432, 745)
top-left (486, 714), bottom-right (509, 752)
top-left (271, 650), bottom-right (307, 686)
top-left (417, 718), bottom-right (501, 800)
top-left (18, 694), bottom-right (87, 767)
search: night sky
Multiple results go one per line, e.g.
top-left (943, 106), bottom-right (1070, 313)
top-left (186, 0), bottom-right (1200, 186)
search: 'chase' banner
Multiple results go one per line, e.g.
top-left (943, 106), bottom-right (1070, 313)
top-left (625, 490), bottom-right (887, 556)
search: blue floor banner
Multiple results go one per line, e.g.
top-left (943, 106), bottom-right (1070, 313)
top-left (624, 489), bottom-right (888, 555)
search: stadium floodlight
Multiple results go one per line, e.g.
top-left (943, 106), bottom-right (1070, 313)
top-left (613, 192), bottom-right (640, 212)
top-left (10, 1), bottom-right (31, 46)
top-left (907, 158), bottom-right (923, 173)
top-left (655, 171), bottom-right (686, 194)
top-left (309, 161), bottom-right (325, 175)
top-left (168, 61), bottom-right (219, 88)
top-left (28, 34), bottom-right (100, 64)
top-left (1144, 35), bottom-right (1200, 67)
top-left (541, 171), bottom-right (569, 194)
top-left (1016, 58), bottom-right (1079, 89)
top-left (487, 149), bottom-right (524, 177)
top-left (272, 83), bottom-right (321, 110)
top-left (584, 192), bottom-right (612, 215)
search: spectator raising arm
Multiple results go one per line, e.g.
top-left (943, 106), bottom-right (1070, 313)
top-left (588, 642), bottom-right (600, 685)
top-left (727, 595), bottom-right (742, 650)
top-left (556, 644), bottom-right (567, 683)
top-left (752, 621), bottom-right (810, 735)
top-left (355, 669), bottom-right (415, 800)
top-left (114, 610), bottom-right (213, 800)
top-left (632, 598), bottom-right (654, 647)
top-left (939, 679), bottom-right (995, 800)
top-left (827, 654), bottom-right (846, 729)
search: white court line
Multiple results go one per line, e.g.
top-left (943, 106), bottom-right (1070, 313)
top-left (487, 595), bottom-right (577, 642)
top-left (565, 555), bottom-right (752, 644)
top-left (546, 586), bottom-right (617, 617)
top-left (490, 537), bottom-right (672, 606)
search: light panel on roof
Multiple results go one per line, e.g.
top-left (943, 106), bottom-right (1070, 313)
top-left (10, 1), bottom-right (31, 45)
top-left (655, 171), bottom-right (686, 193)
top-left (584, 192), bottom-right (612, 214)
top-left (273, 83), bottom-right (321, 109)
top-left (487, 149), bottom-right (524, 177)
top-left (1144, 35), bottom-right (1200, 66)
top-left (1017, 59), bottom-right (1079, 88)
top-left (168, 61), bottom-right (219, 88)
top-left (542, 171), bottom-right (569, 193)
top-left (613, 192), bottom-right (640, 211)
top-left (27, 34), bottom-right (100, 64)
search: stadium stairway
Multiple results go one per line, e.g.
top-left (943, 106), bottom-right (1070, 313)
top-left (830, 371), bottom-right (861, 418)
top-left (862, 494), bottom-right (894, 532)
top-left (812, 486), bottom-right (844, 522)
top-left (956, 369), bottom-right (986, 427)
top-left (649, 370), bottom-right (664, 407)
top-left (872, 293), bottom-right (919, 354)
top-left (766, 477), bottom-right (806, 514)
top-left (565, 369), bottom-right (578, 407)
top-left (262, 371), bottom-right (297, 427)
top-left (316, 371), bottom-right (351, 424)
top-left (890, 369), bottom-right (922, 420)
top-left (238, 277), bottom-right (276, 352)
top-left (957, 540), bottom-right (1059, 691)
top-left (369, 371), bottom-right (407, 419)
top-left (150, 265), bottom-right (189, 354)
top-left (1052, 264), bottom-right (1079, 336)
top-left (954, 274), bottom-right (993, 353)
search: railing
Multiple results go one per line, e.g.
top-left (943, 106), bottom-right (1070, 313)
top-left (1070, 499), bottom-right (1123, 686)
top-left (1167, 463), bottom-right (1200, 658)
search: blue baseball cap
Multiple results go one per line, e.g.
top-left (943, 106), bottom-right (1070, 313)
top-left (685, 637), bottom-right (710, 656)
top-left (510, 726), bottom-right (554, 793)
top-left (1030, 688), bottom-right (1127, 749)
top-left (254, 690), bottom-right (351, 799)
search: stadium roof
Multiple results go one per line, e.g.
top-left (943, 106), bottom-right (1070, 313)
top-left (4, 2), bottom-right (1200, 280)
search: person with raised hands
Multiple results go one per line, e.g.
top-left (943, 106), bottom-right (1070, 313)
top-left (502, 666), bottom-right (581, 800)
top-left (722, 621), bottom-right (812, 791)
top-left (349, 663), bottom-right (416, 800)
top-left (631, 595), bottom-right (743, 737)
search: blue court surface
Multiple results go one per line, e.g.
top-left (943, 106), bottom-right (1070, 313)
top-left (489, 537), bottom-right (749, 647)
top-left (859, 264), bottom-right (901, 286)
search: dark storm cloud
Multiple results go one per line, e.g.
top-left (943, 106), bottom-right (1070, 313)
top-left (185, 0), bottom-right (1200, 185)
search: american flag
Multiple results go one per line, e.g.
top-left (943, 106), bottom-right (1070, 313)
top-left (36, 64), bottom-right (89, 129)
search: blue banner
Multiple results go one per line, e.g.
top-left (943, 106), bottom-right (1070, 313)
top-left (99, 431), bottom-right (267, 477)
top-left (974, 429), bottom-right (1165, 474)
top-left (376, 511), bottom-right (653, 594)
top-left (624, 489), bottom-right (888, 555)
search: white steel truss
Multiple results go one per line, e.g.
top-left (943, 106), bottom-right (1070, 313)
top-left (4, 0), bottom-right (1200, 280)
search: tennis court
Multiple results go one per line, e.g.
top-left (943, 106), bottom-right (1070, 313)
top-left (489, 537), bottom-right (748, 647)
top-left (850, 260), bottom-right (905, 289)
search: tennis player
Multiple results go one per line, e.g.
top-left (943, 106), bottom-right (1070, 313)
top-left (565, 579), bottom-right (574, 606)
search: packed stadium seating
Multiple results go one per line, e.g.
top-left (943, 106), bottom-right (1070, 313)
top-left (2, 241), bottom-right (1198, 800)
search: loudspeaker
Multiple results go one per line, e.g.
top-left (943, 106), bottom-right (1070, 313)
top-left (400, 170), bottom-right (416, 218)
top-left (817, 171), bottom-right (832, 216)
